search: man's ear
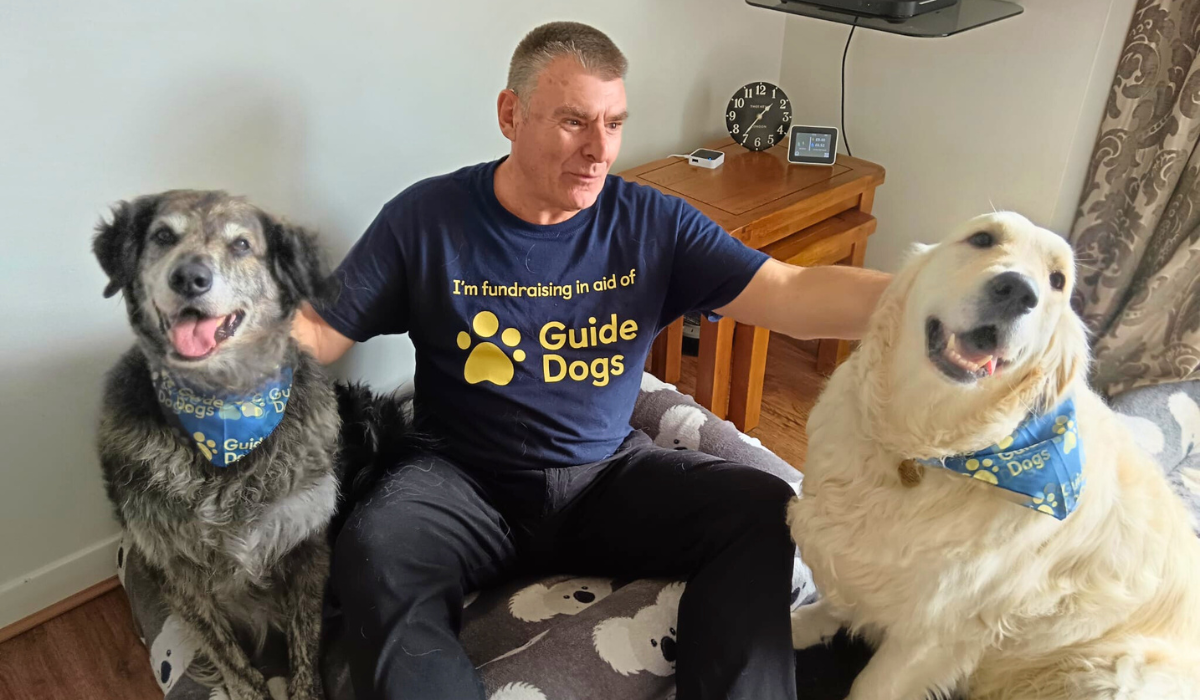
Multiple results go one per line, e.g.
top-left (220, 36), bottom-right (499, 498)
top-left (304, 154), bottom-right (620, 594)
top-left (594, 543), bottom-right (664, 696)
top-left (497, 88), bottom-right (520, 141)
top-left (261, 213), bottom-right (332, 312)
top-left (92, 195), bottom-right (161, 298)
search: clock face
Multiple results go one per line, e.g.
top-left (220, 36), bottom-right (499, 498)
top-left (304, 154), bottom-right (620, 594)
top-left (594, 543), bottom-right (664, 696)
top-left (726, 82), bottom-right (792, 152)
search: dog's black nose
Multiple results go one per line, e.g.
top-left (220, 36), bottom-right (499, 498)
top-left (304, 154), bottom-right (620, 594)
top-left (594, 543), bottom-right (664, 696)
top-left (573, 590), bottom-right (595, 604)
top-left (985, 271), bottom-right (1038, 318)
top-left (169, 261), bottom-right (212, 298)
top-left (659, 636), bottom-right (676, 663)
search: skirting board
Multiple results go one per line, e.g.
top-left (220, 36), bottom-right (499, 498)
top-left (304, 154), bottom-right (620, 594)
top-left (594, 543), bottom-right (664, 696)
top-left (0, 576), bottom-right (120, 644)
top-left (0, 533), bottom-right (122, 640)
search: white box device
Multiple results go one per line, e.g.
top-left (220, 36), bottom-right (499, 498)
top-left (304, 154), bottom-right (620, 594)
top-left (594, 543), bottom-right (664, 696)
top-left (684, 148), bottom-right (725, 169)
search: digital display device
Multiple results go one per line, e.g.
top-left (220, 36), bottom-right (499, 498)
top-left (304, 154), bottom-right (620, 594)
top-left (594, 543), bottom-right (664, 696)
top-left (786, 125), bottom-right (839, 166)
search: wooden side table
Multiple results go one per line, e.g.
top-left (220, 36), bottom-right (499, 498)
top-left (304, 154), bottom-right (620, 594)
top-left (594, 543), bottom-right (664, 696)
top-left (619, 137), bottom-right (884, 432)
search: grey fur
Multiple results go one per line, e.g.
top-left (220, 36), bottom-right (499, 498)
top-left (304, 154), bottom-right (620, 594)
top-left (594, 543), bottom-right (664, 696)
top-left (93, 191), bottom-right (341, 700)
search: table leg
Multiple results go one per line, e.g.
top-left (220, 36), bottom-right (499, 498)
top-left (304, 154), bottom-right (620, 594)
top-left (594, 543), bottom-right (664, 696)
top-left (650, 317), bottom-right (684, 384)
top-left (728, 323), bottom-right (770, 432)
top-left (696, 316), bottom-right (735, 418)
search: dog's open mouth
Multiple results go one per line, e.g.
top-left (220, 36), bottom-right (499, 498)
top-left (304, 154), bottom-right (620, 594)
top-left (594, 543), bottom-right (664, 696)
top-left (160, 308), bottom-right (246, 361)
top-left (926, 317), bottom-right (1010, 383)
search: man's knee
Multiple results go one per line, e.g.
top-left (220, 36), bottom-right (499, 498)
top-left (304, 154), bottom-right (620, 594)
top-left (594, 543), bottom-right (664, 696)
top-left (715, 466), bottom-right (796, 549)
top-left (728, 465), bottom-right (796, 515)
top-left (333, 498), bottom-right (460, 593)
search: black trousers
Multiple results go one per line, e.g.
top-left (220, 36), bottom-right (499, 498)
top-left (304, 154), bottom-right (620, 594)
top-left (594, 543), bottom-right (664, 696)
top-left (330, 430), bottom-right (797, 700)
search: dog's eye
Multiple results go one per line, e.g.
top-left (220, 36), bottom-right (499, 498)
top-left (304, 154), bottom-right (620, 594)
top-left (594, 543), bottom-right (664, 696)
top-left (1049, 271), bottom-right (1066, 291)
top-left (967, 231), bottom-right (995, 248)
top-left (230, 238), bottom-right (251, 254)
top-left (152, 228), bottom-right (177, 246)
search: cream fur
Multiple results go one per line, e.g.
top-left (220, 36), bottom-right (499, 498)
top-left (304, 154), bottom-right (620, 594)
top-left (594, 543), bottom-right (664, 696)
top-left (788, 212), bottom-right (1200, 700)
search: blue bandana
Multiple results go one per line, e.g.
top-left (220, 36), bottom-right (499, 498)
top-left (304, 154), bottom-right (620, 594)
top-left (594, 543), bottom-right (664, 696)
top-left (151, 367), bottom-right (293, 467)
top-left (916, 398), bottom-right (1085, 520)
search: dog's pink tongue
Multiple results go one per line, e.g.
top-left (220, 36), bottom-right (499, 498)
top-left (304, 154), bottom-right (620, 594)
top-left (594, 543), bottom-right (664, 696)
top-left (985, 358), bottom-right (997, 376)
top-left (169, 316), bottom-right (223, 358)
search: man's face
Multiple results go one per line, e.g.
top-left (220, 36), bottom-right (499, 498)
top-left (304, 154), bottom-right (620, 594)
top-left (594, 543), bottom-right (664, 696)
top-left (507, 57), bottom-right (627, 215)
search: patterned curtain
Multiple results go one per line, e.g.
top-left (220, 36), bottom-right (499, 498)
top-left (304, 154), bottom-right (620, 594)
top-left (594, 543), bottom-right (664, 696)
top-left (1070, 0), bottom-right (1200, 397)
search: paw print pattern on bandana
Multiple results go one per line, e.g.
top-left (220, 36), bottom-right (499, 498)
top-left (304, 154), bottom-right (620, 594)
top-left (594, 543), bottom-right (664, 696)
top-left (237, 402), bottom-right (264, 418)
top-left (459, 311), bottom-right (525, 386)
top-left (193, 432), bottom-right (217, 460)
top-left (218, 400), bottom-right (266, 420)
top-left (1054, 416), bottom-right (1078, 454)
top-left (965, 457), bottom-right (1002, 484)
top-left (1032, 485), bottom-right (1060, 515)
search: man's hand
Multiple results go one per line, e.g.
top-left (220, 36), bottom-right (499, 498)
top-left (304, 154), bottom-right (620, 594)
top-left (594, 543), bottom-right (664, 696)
top-left (714, 259), bottom-right (891, 341)
top-left (292, 301), bottom-right (356, 365)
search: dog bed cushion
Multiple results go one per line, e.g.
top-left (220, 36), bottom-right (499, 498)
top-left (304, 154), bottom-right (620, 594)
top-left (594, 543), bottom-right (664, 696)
top-left (1110, 378), bottom-right (1200, 532)
top-left (117, 372), bottom-right (816, 700)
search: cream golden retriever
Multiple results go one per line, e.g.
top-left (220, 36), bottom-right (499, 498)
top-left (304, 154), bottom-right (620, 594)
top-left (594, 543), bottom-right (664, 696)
top-left (788, 212), bottom-right (1200, 700)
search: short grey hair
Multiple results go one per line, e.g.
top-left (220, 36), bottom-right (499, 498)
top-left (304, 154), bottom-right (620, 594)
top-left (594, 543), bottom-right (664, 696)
top-left (507, 21), bottom-right (628, 107)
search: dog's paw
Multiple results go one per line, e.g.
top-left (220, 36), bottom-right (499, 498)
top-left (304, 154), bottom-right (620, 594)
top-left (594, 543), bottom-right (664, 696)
top-left (267, 676), bottom-right (288, 700)
top-left (222, 673), bottom-right (272, 700)
top-left (791, 603), bottom-right (843, 650)
top-left (286, 673), bottom-right (325, 700)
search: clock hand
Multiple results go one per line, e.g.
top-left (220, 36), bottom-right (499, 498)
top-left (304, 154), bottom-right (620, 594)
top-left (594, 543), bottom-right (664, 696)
top-left (742, 103), bottom-right (772, 143)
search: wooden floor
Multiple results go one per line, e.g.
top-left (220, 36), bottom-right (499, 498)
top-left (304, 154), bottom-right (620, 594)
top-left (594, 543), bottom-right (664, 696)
top-left (0, 335), bottom-right (825, 700)
top-left (0, 588), bottom-right (162, 700)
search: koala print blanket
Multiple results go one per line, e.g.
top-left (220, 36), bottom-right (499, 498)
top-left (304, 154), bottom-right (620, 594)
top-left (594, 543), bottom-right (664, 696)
top-left (119, 373), bottom-right (819, 700)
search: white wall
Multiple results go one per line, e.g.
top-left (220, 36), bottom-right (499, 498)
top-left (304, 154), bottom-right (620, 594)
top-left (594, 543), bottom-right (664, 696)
top-left (778, 0), bottom-right (1135, 272)
top-left (0, 0), bottom-right (784, 628)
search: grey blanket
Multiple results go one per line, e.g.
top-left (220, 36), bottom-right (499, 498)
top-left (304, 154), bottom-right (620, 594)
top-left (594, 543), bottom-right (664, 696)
top-left (1110, 379), bottom-right (1200, 533)
top-left (118, 372), bottom-right (814, 700)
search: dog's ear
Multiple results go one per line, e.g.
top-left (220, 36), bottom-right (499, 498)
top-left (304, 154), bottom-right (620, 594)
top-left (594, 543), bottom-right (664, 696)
top-left (1037, 305), bottom-right (1091, 411)
top-left (93, 195), bottom-right (160, 298)
top-left (261, 214), bottom-right (332, 311)
top-left (862, 242), bottom-right (933, 348)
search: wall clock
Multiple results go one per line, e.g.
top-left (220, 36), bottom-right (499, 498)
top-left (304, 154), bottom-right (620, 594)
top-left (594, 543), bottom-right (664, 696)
top-left (726, 81), bottom-right (792, 152)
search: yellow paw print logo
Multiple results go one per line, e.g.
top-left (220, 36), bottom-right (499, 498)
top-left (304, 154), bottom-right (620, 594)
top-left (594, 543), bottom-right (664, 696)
top-left (1032, 486), bottom-right (1059, 515)
top-left (1054, 416), bottom-right (1077, 454)
top-left (192, 432), bottom-right (217, 460)
top-left (966, 457), bottom-right (1001, 484)
top-left (238, 402), bottom-right (264, 418)
top-left (458, 311), bottom-right (525, 386)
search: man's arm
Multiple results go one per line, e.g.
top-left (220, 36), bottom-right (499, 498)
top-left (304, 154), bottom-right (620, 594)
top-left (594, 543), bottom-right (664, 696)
top-left (714, 259), bottom-right (891, 341)
top-left (292, 301), bottom-right (356, 365)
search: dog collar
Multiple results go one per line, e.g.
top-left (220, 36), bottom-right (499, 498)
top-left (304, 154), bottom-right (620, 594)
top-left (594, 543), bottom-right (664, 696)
top-left (912, 397), bottom-right (1085, 520)
top-left (150, 366), bottom-right (293, 467)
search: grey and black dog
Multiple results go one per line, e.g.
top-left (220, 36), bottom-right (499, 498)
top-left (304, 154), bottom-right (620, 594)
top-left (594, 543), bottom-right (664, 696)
top-left (92, 190), bottom-right (413, 699)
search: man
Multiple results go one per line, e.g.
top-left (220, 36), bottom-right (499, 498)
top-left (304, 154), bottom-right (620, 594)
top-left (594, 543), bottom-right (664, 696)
top-left (293, 21), bottom-right (889, 700)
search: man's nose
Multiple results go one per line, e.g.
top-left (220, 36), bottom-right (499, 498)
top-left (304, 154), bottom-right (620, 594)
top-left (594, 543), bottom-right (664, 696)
top-left (582, 122), bottom-right (616, 163)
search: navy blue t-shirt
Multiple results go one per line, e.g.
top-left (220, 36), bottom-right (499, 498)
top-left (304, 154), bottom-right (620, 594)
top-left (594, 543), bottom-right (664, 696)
top-left (318, 158), bottom-right (769, 470)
